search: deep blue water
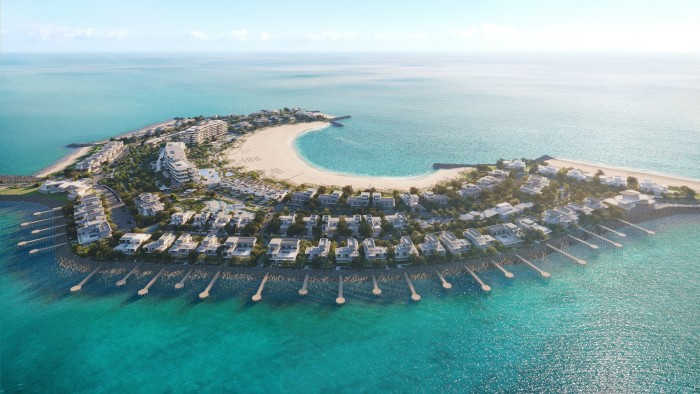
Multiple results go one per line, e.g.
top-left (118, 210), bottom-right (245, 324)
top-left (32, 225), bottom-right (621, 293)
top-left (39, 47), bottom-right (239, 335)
top-left (0, 53), bottom-right (699, 178)
top-left (1, 201), bottom-right (699, 392)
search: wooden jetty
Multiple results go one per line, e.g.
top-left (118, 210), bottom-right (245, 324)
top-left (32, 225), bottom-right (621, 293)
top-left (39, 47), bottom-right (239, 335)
top-left (29, 242), bottom-right (68, 254)
top-left (336, 275), bottom-right (345, 305)
top-left (546, 244), bottom-right (586, 265)
top-left (515, 254), bottom-right (550, 277)
top-left (298, 273), bottom-right (309, 296)
top-left (31, 224), bottom-right (66, 235)
top-left (138, 268), bottom-right (165, 296)
top-left (403, 272), bottom-right (421, 302)
top-left (21, 216), bottom-right (63, 227)
top-left (616, 219), bottom-right (655, 235)
top-left (371, 274), bottom-right (382, 296)
top-left (198, 270), bottom-right (221, 300)
top-left (116, 265), bottom-right (139, 287)
top-left (599, 225), bottom-right (626, 237)
top-left (567, 235), bottom-right (599, 249)
top-left (492, 261), bottom-right (514, 278)
top-left (435, 270), bottom-right (452, 289)
top-left (465, 266), bottom-right (491, 291)
top-left (579, 228), bottom-right (623, 248)
top-left (174, 269), bottom-right (193, 289)
top-left (33, 207), bottom-right (62, 216)
top-left (18, 233), bottom-right (65, 247)
top-left (252, 272), bottom-right (269, 302)
top-left (70, 264), bottom-right (103, 292)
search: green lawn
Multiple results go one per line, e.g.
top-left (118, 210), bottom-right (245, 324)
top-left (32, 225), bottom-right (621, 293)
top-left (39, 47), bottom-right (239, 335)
top-left (0, 187), bottom-right (68, 203)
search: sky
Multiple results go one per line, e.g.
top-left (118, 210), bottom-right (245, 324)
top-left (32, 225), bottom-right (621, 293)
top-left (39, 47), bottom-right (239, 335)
top-left (2, 0), bottom-right (699, 53)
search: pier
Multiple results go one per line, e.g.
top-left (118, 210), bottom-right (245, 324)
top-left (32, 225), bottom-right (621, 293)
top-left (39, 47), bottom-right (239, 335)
top-left (18, 233), bottom-right (66, 247)
top-left (546, 243), bottom-right (586, 265)
top-left (371, 274), bottom-right (382, 296)
top-left (29, 242), bottom-right (68, 254)
top-left (435, 270), bottom-right (452, 289)
top-left (492, 261), bottom-right (514, 278)
top-left (31, 224), bottom-right (67, 235)
top-left (599, 225), bottom-right (626, 237)
top-left (198, 270), bottom-right (221, 300)
top-left (567, 235), bottom-right (599, 249)
top-left (33, 207), bottom-right (62, 216)
top-left (579, 228), bottom-right (623, 248)
top-left (251, 272), bottom-right (269, 302)
top-left (174, 269), bottom-right (193, 289)
top-left (336, 275), bottom-right (345, 305)
top-left (465, 267), bottom-right (491, 291)
top-left (298, 273), bottom-right (310, 296)
top-left (116, 265), bottom-right (139, 287)
top-left (404, 272), bottom-right (421, 302)
top-left (515, 254), bottom-right (550, 277)
top-left (617, 219), bottom-right (655, 235)
top-left (21, 216), bottom-right (63, 227)
top-left (138, 268), bottom-right (165, 296)
top-left (70, 264), bottom-right (103, 292)
top-left (329, 115), bottom-right (351, 127)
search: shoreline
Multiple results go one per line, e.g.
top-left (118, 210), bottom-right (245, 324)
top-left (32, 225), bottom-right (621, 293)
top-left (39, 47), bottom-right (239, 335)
top-left (225, 122), bottom-right (469, 189)
top-left (546, 158), bottom-right (700, 192)
top-left (33, 119), bottom-right (177, 178)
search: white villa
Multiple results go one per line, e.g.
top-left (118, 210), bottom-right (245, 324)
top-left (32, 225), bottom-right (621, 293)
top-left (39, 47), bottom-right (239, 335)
top-left (639, 180), bottom-right (669, 196)
top-left (135, 192), bottom-right (165, 216)
top-left (38, 179), bottom-right (92, 201)
top-left (223, 236), bottom-right (257, 259)
top-left (279, 214), bottom-right (296, 234)
top-left (76, 141), bottom-right (124, 172)
top-left (476, 175), bottom-right (504, 191)
top-left (384, 212), bottom-right (408, 229)
top-left (463, 228), bottom-right (497, 249)
top-left (220, 177), bottom-right (288, 202)
top-left (170, 210), bottom-right (195, 226)
top-left (504, 159), bottom-right (526, 172)
top-left (604, 190), bottom-right (656, 212)
top-left (210, 211), bottom-right (233, 229)
top-left (600, 175), bottom-right (628, 188)
top-left (373, 192), bottom-right (396, 208)
top-left (459, 183), bottom-right (482, 199)
top-left (514, 216), bottom-right (552, 235)
top-left (267, 238), bottom-right (301, 265)
top-left (291, 188), bottom-right (317, 204)
top-left (192, 212), bottom-right (211, 227)
top-left (144, 233), bottom-right (177, 253)
top-left (362, 238), bottom-right (388, 261)
top-left (395, 236), bottom-right (419, 260)
top-left (113, 233), bottom-right (152, 254)
top-left (318, 190), bottom-right (343, 205)
top-left (348, 192), bottom-right (372, 207)
top-left (418, 233), bottom-right (447, 256)
top-left (542, 207), bottom-right (579, 226)
top-left (196, 234), bottom-right (221, 256)
top-left (487, 223), bottom-right (524, 246)
top-left (335, 238), bottom-right (360, 264)
top-left (519, 175), bottom-right (550, 195)
top-left (567, 169), bottom-right (592, 182)
top-left (538, 165), bottom-right (560, 177)
top-left (168, 233), bottom-right (199, 256)
top-left (439, 231), bottom-right (470, 255)
top-left (422, 191), bottom-right (449, 205)
top-left (401, 193), bottom-right (422, 210)
top-left (305, 238), bottom-right (331, 260)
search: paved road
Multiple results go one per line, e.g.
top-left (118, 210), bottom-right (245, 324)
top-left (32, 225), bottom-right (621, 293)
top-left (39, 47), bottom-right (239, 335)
top-left (94, 185), bottom-right (134, 231)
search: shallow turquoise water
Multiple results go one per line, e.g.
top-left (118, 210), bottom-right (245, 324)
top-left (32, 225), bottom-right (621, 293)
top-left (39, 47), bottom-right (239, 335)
top-left (1, 201), bottom-right (699, 392)
top-left (1, 53), bottom-right (699, 178)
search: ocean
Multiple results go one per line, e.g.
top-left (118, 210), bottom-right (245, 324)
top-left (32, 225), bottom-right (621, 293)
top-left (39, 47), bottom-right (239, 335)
top-left (1, 202), bottom-right (699, 392)
top-left (0, 53), bottom-right (699, 178)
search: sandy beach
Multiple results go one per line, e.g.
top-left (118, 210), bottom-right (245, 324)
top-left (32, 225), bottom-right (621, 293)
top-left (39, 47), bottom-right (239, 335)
top-left (546, 158), bottom-right (700, 192)
top-left (225, 122), bottom-right (469, 190)
top-left (34, 146), bottom-right (92, 178)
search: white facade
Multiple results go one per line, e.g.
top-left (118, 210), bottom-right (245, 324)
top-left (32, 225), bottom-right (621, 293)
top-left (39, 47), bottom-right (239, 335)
top-left (639, 180), bottom-right (669, 196)
top-left (76, 141), bottom-right (124, 172)
top-left (514, 216), bottom-right (552, 235)
top-left (318, 190), bottom-right (343, 205)
top-left (439, 231), bottom-right (471, 255)
top-left (267, 238), bottom-right (301, 265)
top-left (170, 210), bottom-right (195, 226)
top-left (538, 165), bottom-right (560, 177)
top-left (223, 236), bottom-right (257, 258)
top-left (144, 233), bottom-right (177, 253)
top-left (422, 191), bottom-right (449, 205)
top-left (463, 228), bottom-right (497, 249)
top-left (335, 238), bottom-right (360, 264)
top-left (362, 238), bottom-right (388, 261)
top-left (394, 236), bottom-right (419, 260)
top-left (519, 175), bottom-right (550, 195)
top-left (168, 233), bottom-right (199, 256)
top-left (604, 190), bottom-right (656, 211)
top-left (459, 183), bottom-right (482, 198)
top-left (183, 120), bottom-right (227, 145)
top-left (305, 238), bottom-right (331, 260)
top-left (401, 193), bottom-right (421, 210)
top-left (196, 234), bottom-right (221, 256)
top-left (291, 188), bottom-right (317, 204)
top-left (162, 142), bottom-right (199, 184)
top-left (135, 192), bottom-right (165, 216)
top-left (418, 233), bottom-right (446, 256)
top-left (487, 223), bottom-right (524, 246)
top-left (542, 207), bottom-right (579, 226)
top-left (114, 233), bottom-right (152, 254)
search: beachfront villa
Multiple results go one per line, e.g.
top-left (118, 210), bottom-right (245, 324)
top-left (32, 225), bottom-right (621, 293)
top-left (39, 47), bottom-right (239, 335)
top-left (384, 212), bottom-right (408, 229)
top-left (170, 210), bottom-right (195, 226)
top-left (223, 236), bottom-right (257, 258)
top-left (39, 179), bottom-right (93, 201)
top-left (279, 214), bottom-right (296, 234)
top-left (459, 183), bottom-right (482, 199)
top-left (419, 233), bottom-right (447, 256)
top-left (604, 190), bottom-right (656, 212)
top-left (422, 191), bottom-right (449, 205)
top-left (538, 165), bottom-right (560, 177)
top-left (583, 196), bottom-right (607, 210)
top-left (362, 238), bottom-right (388, 261)
top-left (335, 238), bottom-right (360, 264)
top-left (168, 233), bottom-right (199, 256)
top-left (487, 223), bottom-right (524, 246)
top-left (542, 207), bottom-right (579, 226)
top-left (476, 175), bottom-right (504, 191)
top-left (220, 177), bottom-right (288, 202)
top-left (291, 188), bottom-right (317, 204)
top-left (504, 159), bottom-right (526, 172)
top-left (267, 238), bottom-right (301, 265)
top-left (519, 174), bottom-right (550, 195)
top-left (192, 212), bottom-right (211, 227)
top-left (183, 120), bottom-right (227, 145)
top-left (567, 169), bottom-right (592, 182)
top-left (143, 233), bottom-right (177, 253)
top-left (162, 142), bottom-right (199, 185)
top-left (484, 202), bottom-right (533, 220)
top-left (74, 194), bottom-right (112, 245)
top-left (395, 236), bottom-right (419, 260)
top-left (135, 192), bottom-right (165, 216)
top-left (305, 238), bottom-right (331, 260)
top-left (210, 211), bottom-right (233, 229)
top-left (639, 180), bottom-right (669, 196)
top-left (600, 175), bottom-right (628, 188)
top-left (463, 228), bottom-right (497, 249)
top-left (113, 233), bottom-right (152, 254)
top-left (196, 234), bottom-right (221, 256)
top-left (401, 193), bottom-right (421, 210)
top-left (76, 141), bottom-right (124, 172)
top-left (348, 192), bottom-right (372, 207)
top-left (318, 190), bottom-right (343, 205)
top-left (439, 231), bottom-right (471, 255)
top-left (373, 193), bottom-right (396, 208)
top-left (514, 216), bottom-right (552, 235)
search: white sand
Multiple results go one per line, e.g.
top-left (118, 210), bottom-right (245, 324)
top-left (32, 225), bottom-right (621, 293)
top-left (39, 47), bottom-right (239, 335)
top-left (35, 146), bottom-right (92, 178)
top-left (546, 158), bottom-right (700, 192)
top-left (225, 122), bottom-right (469, 190)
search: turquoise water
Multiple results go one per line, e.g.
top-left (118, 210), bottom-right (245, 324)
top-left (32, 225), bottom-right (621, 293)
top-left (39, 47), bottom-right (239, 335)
top-left (1, 53), bottom-right (699, 178)
top-left (2, 201), bottom-right (699, 392)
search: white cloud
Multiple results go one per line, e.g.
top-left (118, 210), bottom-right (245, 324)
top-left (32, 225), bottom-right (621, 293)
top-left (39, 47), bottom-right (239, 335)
top-left (259, 32), bottom-right (270, 41)
top-left (226, 28), bottom-right (249, 41)
top-left (307, 31), bottom-right (358, 41)
top-left (479, 23), bottom-right (520, 40)
top-left (35, 25), bottom-right (94, 40)
top-left (106, 29), bottom-right (128, 39)
top-left (190, 30), bottom-right (209, 40)
top-left (449, 27), bottom-right (477, 40)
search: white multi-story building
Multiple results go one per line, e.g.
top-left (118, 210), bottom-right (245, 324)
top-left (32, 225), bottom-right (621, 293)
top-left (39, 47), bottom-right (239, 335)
top-left (305, 238), bottom-right (331, 260)
top-left (514, 216), bottom-right (552, 235)
top-left (39, 179), bottom-right (93, 200)
top-left (291, 188), bottom-right (317, 204)
top-left (183, 120), bottom-right (227, 145)
top-left (267, 238), bottom-right (301, 265)
top-left (394, 236), bottom-right (419, 261)
top-left (170, 210), bottom-right (195, 226)
top-left (476, 175), bottom-right (504, 190)
top-left (278, 214), bottom-right (296, 234)
top-left (487, 223), bottom-right (524, 246)
top-left (418, 233), bottom-right (447, 256)
top-left (162, 142), bottom-right (199, 184)
top-left (210, 211), bottom-right (233, 229)
top-left (135, 192), bottom-right (165, 216)
top-left (74, 194), bottom-right (111, 245)
top-left (463, 228), bottom-right (497, 249)
top-left (144, 233), bottom-right (177, 253)
top-left (538, 165), bottom-right (560, 177)
top-left (196, 234), bottom-right (221, 256)
top-left (373, 192), bottom-right (396, 208)
top-left (542, 207), bottom-right (579, 226)
top-left (639, 180), bottom-right (669, 196)
top-left (401, 193), bottom-right (421, 210)
top-left (223, 236), bottom-right (257, 259)
top-left (600, 175), bottom-right (628, 188)
top-left (76, 141), bottom-right (124, 172)
top-left (384, 212), bottom-right (408, 229)
top-left (335, 238), bottom-right (360, 264)
top-left (192, 212), bottom-right (211, 227)
top-left (113, 233), bottom-right (152, 254)
top-left (362, 238), bottom-right (388, 261)
top-left (168, 233), bottom-right (200, 256)
top-left (519, 175), bottom-right (550, 195)
top-left (439, 231), bottom-right (471, 255)
top-left (318, 190), bottom-right (343, 205)
top-left (459, 183), bottom-right (482, 198)
top-left (422, 191), bottom-right (449, 205)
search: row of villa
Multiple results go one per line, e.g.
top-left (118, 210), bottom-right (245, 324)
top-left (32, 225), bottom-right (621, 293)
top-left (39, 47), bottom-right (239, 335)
top-left (277, 212), bottom-right (408, 237)
top-left (76, 141), bottom-right (124, 172)
top-left (538, 164), bottom-right (669, 195)
top-left (170, 209), bottom-right (256, 229)
top-left (74, 194), bottom-right (112, 245)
